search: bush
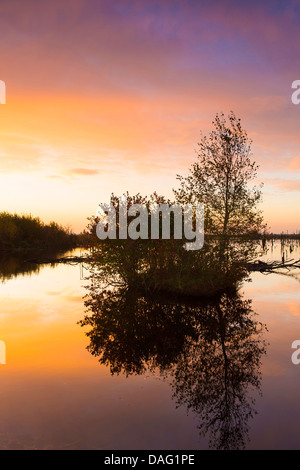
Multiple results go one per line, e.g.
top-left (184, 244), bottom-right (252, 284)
top-left (0, 212), bottom-right (79, 251)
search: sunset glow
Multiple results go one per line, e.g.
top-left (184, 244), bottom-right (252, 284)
top-left (0, 0), bottom-right (299, 233)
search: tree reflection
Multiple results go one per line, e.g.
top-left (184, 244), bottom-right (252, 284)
top-left (170, 294), bottom-right (267, 449)
top-left (0, 249), bottom-right (69, 282)
top-left (80, 283), bottom-right (267, 450)
top-left (0, 253), bottom-right (42, 281)
top-left (80, 288), bottom-right (196, 375)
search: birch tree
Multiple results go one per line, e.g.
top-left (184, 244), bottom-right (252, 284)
top-left (174, 112), bottom-right (265, 238)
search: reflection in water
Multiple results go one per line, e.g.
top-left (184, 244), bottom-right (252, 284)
top-left (80, 288), bottom-right (197, 376)
top-left (170, 294), bottom-right (267, 450)
top-left (0, 252), bottom-right (42, 281)
top-left (80, 281), bottom-right (268, 450)
top-left (0, 248), bottom-right (81, 282)
top-left (0, 240), bottom-right (299, 449)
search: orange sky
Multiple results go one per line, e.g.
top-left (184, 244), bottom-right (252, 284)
top-left (0, 0), bottom-right (300, 233)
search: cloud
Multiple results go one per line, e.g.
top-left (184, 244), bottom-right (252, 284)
top-left (47, 174), bottom-right (66, 180)
top-left (0, 0), bottom-right (299, 232)
top-left (265, 178), bottom-right (300, 192)
top-left (68, 168), bottom-right (100, 176)
top-left (287, 156), bottom-right (300, 170)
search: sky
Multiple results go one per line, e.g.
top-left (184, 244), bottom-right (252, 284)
top-left (0, 0), bottom-right (300, 234)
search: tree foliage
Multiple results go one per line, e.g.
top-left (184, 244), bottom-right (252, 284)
top-left (86, 112), bottom-right (267, 296)
top-left (174, 111), bottom-right (266, 237)
top-left (0, 212), bottom-right (78, 251)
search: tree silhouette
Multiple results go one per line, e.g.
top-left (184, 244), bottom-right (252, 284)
top-left (174, 111), bottom-right (266, 238)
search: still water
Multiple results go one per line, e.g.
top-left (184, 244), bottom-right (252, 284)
top-left (0, 241), bottom-right (299, 450)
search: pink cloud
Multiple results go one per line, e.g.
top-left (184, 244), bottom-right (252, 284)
top-left (265, 178), bottom-right (300, 192)
top-left (0, 0), bottom-right (299, 233)
top-left (68, 168), bottom-right (100, 176)
top-left (287, 156), bottom-right (300, 170)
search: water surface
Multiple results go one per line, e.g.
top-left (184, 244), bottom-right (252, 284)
top-left (0, 241), bottom-right (299, 450)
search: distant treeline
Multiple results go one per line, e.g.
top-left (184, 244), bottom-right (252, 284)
top-left (0, 212), bottom-right (83, 252)
top-left (264, 232), bottom-right (300, 240)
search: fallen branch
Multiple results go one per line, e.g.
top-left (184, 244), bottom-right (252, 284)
top-left (25, 255), bottom-right (90, 265)
top-left (25, 256), bottom-right (300, 276)
top-left (247, 258), bottom-right (300, 273)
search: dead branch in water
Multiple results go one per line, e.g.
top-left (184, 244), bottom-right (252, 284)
top-left (247, 258), bottom-right (300, 273)
top-left (25, 255), bottom-right (300, 278)
top-left (25, 255), bottom-right (90, 265)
